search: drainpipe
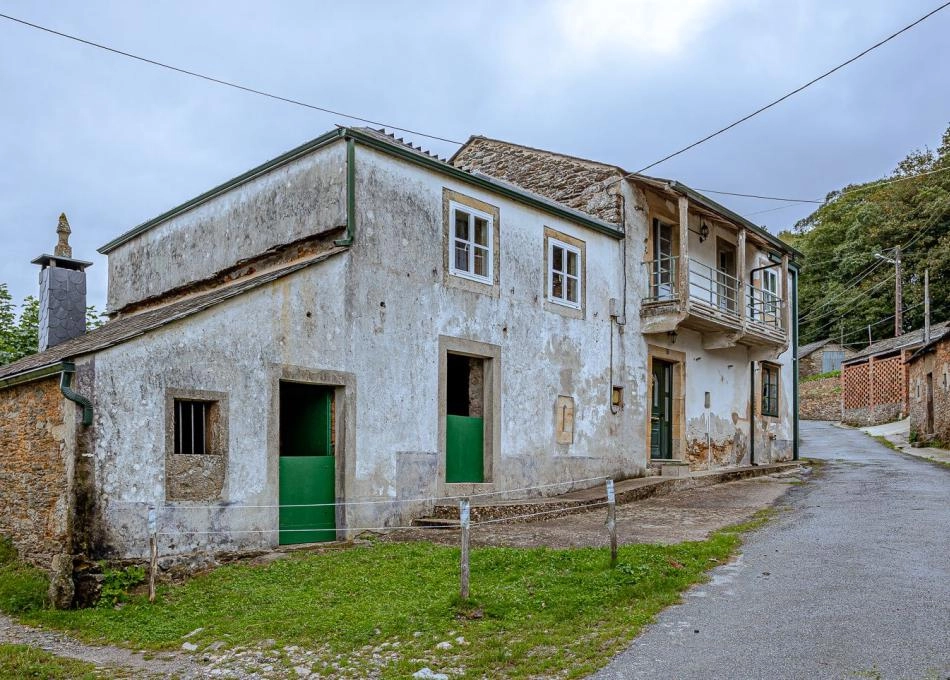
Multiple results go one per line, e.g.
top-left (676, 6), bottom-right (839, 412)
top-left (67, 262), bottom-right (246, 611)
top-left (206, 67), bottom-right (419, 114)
top-left (334, 136), bottom-right (357, 247)
top-left (791, 264), bottom-right (800, 460)
top-left (749, 361), bottom-right (756, 465)
top-left (60, 362), bottom-right (93, 427)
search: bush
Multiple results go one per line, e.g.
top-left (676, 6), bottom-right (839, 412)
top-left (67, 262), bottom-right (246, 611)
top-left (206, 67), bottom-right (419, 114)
top-left (0, 537), bottom-right (48, 613)
top-left (97, 564), bottom-right (146, 608)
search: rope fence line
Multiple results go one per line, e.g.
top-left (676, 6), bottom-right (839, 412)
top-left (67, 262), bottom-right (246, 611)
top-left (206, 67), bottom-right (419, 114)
top-left (106, 475), bottom-right (611, 510)
top-left (471, 501), bottom-right (610, 527)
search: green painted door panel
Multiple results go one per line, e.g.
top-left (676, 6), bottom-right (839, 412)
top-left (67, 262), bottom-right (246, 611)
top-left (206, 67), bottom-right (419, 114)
top-left (279, 456), bottom-right (335, 544)
top-left (446, 415), bottom-right (484, 483)
top-left (651, 360), bottom-right (673, 460)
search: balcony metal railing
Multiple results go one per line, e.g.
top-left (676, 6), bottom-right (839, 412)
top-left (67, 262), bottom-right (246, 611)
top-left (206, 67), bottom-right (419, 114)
top-left (643, 257), bottom-right (786, 333)
top-left (644, 255), bottom-right (679, 302)
top-left (687, 260), bottom-right (740, 319)
top-left (747, 285), bottom-right (783, 330)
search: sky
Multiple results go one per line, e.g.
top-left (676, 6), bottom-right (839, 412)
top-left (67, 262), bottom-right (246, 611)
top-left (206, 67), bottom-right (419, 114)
top-left (1, 0), bottom-right (949, 312)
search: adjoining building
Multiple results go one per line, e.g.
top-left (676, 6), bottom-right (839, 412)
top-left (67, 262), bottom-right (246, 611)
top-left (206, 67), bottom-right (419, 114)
top-left (906, 333), bottom-right (950, 446)
top-left (840, 322), bottom-right (950, 425)
top-left (0, 127), bottom-right (800, 603)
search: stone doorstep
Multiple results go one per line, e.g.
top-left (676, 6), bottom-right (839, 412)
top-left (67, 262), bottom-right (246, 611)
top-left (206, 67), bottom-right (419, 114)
top-left (418, 461), bottom-right (801, 526)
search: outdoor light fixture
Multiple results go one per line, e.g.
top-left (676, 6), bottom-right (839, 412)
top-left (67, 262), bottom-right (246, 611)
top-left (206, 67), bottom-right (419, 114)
top-left (699, 221), bottom-right (710, 243)
top-left (667, 330), bottom-right (678, 344)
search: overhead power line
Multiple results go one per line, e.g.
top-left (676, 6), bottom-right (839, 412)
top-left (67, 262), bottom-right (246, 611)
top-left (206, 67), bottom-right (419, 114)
top-left (0, 12), bottom-right (465, 145)
top-left (615, 1), bottom-right (950, 179)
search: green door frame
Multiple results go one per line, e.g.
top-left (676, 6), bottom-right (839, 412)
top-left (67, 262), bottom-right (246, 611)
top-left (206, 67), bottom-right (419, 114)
top-left (650, 358), bottom-right (674, 460)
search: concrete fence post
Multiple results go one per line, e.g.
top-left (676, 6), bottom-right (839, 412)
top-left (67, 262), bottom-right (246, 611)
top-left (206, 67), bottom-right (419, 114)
top-left (459, 499), bottom-right (471, 600)
top-left (606, 479), bottom-right (617, 568)
top-left (147, 504), bottom-right (158, 603)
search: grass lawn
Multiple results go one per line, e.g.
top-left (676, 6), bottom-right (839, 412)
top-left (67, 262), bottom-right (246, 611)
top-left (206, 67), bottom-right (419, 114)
top-left (3, 514), bottom-right (770, 679)
top-left (0, 644), bottom-right (102, 680)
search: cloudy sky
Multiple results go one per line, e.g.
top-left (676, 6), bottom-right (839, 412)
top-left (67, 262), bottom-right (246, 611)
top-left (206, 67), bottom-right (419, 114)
top-left (1, 0), bottom-right (948, 311)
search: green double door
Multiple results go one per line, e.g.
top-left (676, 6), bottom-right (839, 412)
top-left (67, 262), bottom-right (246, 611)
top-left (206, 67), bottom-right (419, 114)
top-left (650, 359), bottom-right (673, 460)
top-left (279, 383), bottom-right (336, 544)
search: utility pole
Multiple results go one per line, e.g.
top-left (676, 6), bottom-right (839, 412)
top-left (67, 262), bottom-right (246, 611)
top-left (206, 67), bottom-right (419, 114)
top-left (874, 247), bottom-right (903, 337)
top-left (924, 269), bottom-right (931, 344)
top-left (894, 246), bottom-right (903, 336)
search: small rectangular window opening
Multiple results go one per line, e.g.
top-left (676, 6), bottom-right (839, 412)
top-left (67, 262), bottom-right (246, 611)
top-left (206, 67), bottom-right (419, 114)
top-left (174, 399), bottom-right (211, 454)
top-left (761, 364), bottom-right (780, 417)
top-left (548, 238), bottom-right (581, 308)
top-left (449, 202), bottom-right (493, 283)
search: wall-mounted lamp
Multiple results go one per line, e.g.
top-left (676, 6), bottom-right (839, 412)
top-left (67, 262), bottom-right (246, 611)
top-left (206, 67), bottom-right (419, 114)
top-left (667, 330), bottom-right (678, 344)
top-left (699, 221), bottom-right (710, 243)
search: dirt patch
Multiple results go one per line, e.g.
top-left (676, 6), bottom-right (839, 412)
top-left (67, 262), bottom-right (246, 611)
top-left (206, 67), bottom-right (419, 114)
top-left (382, 473), bottom-right (803, 549)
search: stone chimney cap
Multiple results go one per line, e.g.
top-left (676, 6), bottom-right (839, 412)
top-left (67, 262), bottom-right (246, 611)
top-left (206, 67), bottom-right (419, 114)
top-left (31, 254), bottom-right (93, 270)
top-left (54, 213), bottom-right (72, 257)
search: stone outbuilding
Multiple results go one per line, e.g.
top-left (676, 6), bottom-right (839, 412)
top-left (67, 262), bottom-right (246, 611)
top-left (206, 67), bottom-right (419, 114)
top-left (840, 322), bottom-right (950, 425)
top-left (798, 339), bottom-right (854, 378)
top-left (906, 333), bottom-right (950, 446)
top-left (0, 127), bottom-right (801, 604)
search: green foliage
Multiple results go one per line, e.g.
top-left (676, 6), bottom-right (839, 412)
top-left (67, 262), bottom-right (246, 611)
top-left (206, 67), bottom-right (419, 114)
top-left (0, 537), bottom-right (49, 614)
top-left (803, 369), bottom-right (840, 383)
top-left (0, 283), bottom-right (103, 366)
top-left (795, 124), bottom-right (950, 346)
top-left (0, 644), bottom-right (101, 680)
top-left (18, 521), bottom-right (765, 679)
top-left (97, 563), bottom-right (147, 608)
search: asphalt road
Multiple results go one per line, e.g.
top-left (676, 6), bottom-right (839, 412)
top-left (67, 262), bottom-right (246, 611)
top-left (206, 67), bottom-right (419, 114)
top-left (592, 421), bottom-right (950, 680)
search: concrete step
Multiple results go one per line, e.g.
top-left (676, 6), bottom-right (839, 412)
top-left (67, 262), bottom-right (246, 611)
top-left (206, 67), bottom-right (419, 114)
top-left (412, 517), bottom-right (461, 529)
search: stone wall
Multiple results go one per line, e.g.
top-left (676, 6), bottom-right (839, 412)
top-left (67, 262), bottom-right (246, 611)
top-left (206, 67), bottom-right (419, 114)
top-left (800, 343), bottom-right (853, 378)
top-left (0, 376), bottom-right (71, 567)
top-left (907, 337), bottom-right (950, 445)
top-left (800, 376), bottom-right (842, 421)
top-left (452, 137), bottom-right (624, 225)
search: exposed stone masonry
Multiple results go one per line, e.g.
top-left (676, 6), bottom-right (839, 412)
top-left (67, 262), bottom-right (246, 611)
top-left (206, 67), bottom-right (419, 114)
top-left (907, 336), bottom-right (950, 444)
top-left (452, 137), bottom-right (625, 225)
top-left (0, 377), bottom-right (70, 566)
top-left (800, 376), bottom-right (842, 421)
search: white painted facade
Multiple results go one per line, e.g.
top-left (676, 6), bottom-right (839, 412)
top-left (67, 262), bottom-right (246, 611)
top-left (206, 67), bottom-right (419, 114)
top-left (68, 128), bottom-right (796, 558)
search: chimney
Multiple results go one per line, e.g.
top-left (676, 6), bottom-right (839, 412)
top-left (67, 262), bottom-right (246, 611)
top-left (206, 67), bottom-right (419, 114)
top-left (31, 213), bottom-right (93, 352)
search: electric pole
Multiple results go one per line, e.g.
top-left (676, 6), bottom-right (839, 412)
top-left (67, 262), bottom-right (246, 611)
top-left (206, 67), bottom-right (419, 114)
top-left (894, 246), bottom-right (902, 336)
top-left (924, 268), bottom-right (930, 344)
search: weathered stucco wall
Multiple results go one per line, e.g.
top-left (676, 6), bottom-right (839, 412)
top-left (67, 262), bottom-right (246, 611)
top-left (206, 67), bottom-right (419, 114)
top-left (908, 339), bottom-right (950, 444)
top-left (0, 377), bottom-right (72, 566)
top-left (106, 141), bottom-right (347, 313)
top-left (800, 376), bottom-right (842, 421)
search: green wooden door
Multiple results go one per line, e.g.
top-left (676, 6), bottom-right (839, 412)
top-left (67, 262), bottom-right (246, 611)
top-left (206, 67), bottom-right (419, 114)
top-left (446, 414), bottom-right (484, 482)
top-left (650, 360), bottom-right (673, 460)
top-left (279, 384), bottom-right (335, 544)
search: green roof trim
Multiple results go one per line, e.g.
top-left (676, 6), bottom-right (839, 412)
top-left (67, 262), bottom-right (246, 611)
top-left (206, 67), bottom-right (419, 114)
top-left (98, 128), bottom-right (347, 254)
top-left (0, 361), bottom-right (68, 391)
top-left (99, 126), bottom-right (624, 255)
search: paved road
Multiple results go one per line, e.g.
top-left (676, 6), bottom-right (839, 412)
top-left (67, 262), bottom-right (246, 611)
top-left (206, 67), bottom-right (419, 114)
top-left (592, 421), bottom-right (950, 680)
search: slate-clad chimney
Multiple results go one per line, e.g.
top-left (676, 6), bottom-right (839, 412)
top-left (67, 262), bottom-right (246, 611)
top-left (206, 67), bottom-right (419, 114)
top-left (31, 213), bottom-right (93, 352)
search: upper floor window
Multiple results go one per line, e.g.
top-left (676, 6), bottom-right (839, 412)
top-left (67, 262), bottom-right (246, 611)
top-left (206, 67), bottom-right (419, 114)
top-left (174, 399), bottom-right (215, 454)
top-left (449, 201), bottom-right (493, 284)
top-left (548, 238), bottom-right (582, 308)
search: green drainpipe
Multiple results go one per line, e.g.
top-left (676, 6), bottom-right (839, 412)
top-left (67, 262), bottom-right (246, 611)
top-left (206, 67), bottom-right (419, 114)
top-left (791, 264), bottom-right (800, 460)
top-left (334, 136), bottom-right (356, 247)
top-left (60, 362), bottom-right (93, 427)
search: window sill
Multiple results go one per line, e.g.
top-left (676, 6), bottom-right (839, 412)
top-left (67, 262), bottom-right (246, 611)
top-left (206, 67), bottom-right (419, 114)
top-left (544, 298), bottom-right (585, 320)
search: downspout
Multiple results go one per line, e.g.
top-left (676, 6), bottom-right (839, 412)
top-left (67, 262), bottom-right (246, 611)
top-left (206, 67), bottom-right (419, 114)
top-left (749, 361), bottom-right (756, 465)
top-left (791, 264), bottom-right (800, 461)
top-left (334, 136), bottom-right (357, 247)
top-left (60, 362), bottom-right (93, 427)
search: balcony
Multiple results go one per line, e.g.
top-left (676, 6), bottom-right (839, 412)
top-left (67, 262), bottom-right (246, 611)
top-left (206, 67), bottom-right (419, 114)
top-left (641, 256), bottom-right (787, 348)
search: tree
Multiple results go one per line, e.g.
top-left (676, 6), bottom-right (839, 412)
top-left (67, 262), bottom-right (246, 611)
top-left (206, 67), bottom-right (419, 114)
top-left (0, 283), bottom-right (104, 366)
top-left (791, 123), bottom-right (950, 347)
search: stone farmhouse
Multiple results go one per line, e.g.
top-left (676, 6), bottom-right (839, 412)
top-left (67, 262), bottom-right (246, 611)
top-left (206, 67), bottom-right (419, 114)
top-left (0, 127), bottom-right (800, 597)
top-left (906, 332), bottom-right (950, 445)
top-left (798, 339), bottom-right (854, 378)
top-left (840, 322), bottom-right (950, 425)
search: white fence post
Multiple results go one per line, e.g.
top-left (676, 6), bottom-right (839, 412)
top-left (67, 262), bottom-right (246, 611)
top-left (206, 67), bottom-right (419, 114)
top-left (459, 499), bottom-right (471, 600)
top-left (606, 479), bottom-right (617, 568)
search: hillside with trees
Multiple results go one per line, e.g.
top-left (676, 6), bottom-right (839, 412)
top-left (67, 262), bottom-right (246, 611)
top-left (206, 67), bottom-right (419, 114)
top-left (783, 124), bottom-right (950, 347)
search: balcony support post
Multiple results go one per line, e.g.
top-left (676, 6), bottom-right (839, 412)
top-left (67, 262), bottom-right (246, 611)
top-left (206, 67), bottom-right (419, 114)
top-left (781, 253), bottom-right (790, 331)
top-left (738, 228), bottom-right (747, 330)
top-left (677, 196), bottom-right (689, 300)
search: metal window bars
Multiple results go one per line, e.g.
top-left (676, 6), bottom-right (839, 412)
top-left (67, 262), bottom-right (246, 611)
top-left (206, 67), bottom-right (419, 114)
top-left (644, 255), bottom-right (679, 302)
top-left (688, 259), bottom-right (740, 318)
top-left (747, 286), bottom-right (783, 330)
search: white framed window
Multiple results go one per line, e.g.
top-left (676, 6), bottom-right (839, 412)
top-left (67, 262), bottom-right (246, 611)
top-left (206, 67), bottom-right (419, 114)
top-left (449, 201), bottom-right (493, 284)
top-left (548, 238), bottom-right (582, 308)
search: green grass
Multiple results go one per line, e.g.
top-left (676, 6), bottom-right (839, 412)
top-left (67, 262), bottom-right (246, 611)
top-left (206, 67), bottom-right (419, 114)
top-left (0, 538), bottom-right (48, 614)
top-left (0, 644), bottom-right (101, 680)
top-left (872, 435), bottom-right (900, 452)
top-left (3, 514), bottom-right (771, 679)
top-left (803, 369), bottom-right (840, 383)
